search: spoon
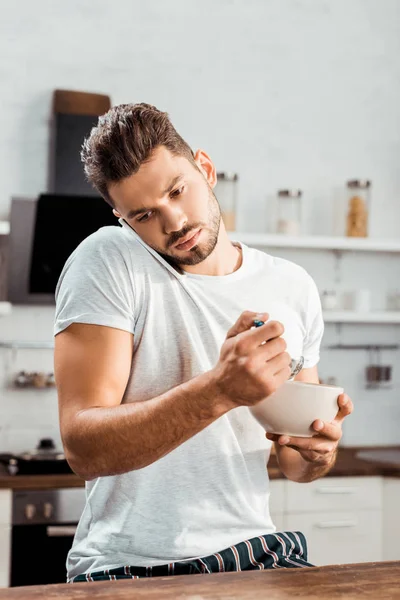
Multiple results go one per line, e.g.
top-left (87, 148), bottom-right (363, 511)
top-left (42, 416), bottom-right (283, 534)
top-left (253, 320), bottom-right (304, 380)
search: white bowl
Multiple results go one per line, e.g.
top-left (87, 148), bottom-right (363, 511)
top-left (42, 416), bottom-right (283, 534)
top-left (248, 381), bottom-right (344, 438)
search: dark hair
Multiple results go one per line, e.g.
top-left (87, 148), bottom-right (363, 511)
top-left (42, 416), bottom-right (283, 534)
top-left (81, 103), bottom-right (196, 206)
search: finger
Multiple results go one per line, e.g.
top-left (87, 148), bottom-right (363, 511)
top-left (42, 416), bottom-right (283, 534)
top-left (276, 436), bottom-right (337, 454)
top-left (333, 394), bottom-right (354, 423)
top-left (226, 311), bottom-right (269, 339)
top-left (253, 337), bottom-right (288, 362)
top-left (235, 321), bottom-right (285, 355)
top-left (272, 363), bottom-right (293, 388)
top-left (312, 419), bottom-right (342, 442)
top-left (260, 352), bottom-right (292, 378)
top-left (252, 320), bottom-right (285, 346)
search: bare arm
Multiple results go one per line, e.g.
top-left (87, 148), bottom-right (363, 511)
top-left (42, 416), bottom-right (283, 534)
top-left (56, 324), bottom-right (230, 480)
top-left (269, 366), bottom-right (353, 483)
top-left (56, 312), bottom-right (291, 480)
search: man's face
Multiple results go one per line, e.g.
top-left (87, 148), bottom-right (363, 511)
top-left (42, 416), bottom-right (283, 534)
top-left (109, 146), bottom-right (221, 268)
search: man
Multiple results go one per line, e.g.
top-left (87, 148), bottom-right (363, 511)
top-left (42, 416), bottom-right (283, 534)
top-left (54, 103), bottom-right (353, 583)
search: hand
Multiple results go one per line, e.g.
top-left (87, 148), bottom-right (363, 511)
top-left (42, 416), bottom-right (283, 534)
top-left (266, 393), bottom-right (354, 465)
top-left (213, 311), bottom-right (291, 409)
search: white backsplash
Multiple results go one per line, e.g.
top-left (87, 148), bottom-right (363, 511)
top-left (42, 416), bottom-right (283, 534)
top-left (0, 307), bottom-right (61, 453)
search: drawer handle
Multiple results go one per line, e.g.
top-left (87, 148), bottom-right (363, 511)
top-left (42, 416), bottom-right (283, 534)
top-left (316, 520), bottom-right (358, 529)
top-left (316, 487), bottom-right (357, 495)
top-left (46, 526), bottom-right (77, 537)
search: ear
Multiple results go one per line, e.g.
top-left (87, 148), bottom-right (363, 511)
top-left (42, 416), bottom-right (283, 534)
top-left (194, 149), bottom-right (217, 189)
top-left (113, 209), bottom-right (122, 218)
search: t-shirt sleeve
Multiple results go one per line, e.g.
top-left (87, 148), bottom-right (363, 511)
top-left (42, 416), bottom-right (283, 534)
top-left (54, 229), bottom-right (136, 337)
top-left (302, 274), bottom-right (324, 369)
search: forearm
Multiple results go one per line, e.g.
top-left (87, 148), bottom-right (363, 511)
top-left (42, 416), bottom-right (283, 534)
top-left (275, 444), bottom-right (338, 483)
top-left (63, 370), bottom-right (232, 480)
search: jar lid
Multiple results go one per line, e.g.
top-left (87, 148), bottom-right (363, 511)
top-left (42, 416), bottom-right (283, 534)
top-left (347, 179), bottom-right (371, 189)
top-left (277, 189), bottom-right (302, 197)
top-left (217, 172), bottom-right (238, 181)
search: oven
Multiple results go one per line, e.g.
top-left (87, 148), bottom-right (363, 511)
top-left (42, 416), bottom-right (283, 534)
top-left (11, 488), bottom-right (86, 586)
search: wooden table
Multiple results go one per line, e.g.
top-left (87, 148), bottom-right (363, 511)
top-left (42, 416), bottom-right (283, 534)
top-left (0, 561), bottom-right (399, 599)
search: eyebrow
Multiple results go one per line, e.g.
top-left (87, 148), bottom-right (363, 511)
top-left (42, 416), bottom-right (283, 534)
top-left (126, 174), bottom-right (184, 220)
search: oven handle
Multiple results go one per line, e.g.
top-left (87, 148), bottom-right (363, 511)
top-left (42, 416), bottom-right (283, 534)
top-left (46, 526), bottom-right (77, 537)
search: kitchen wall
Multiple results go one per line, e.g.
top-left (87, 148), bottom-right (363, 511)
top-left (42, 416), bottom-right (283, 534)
top-left (0, 0), bottom-right (399, 451)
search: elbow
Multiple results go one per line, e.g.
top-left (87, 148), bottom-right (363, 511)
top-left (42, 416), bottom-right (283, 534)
top-left (64, 446), bottom-right (99, 481)
top-left (62, 430), bottom-right (104, 480)
top-left (63, 438), bottom-right (144, 480)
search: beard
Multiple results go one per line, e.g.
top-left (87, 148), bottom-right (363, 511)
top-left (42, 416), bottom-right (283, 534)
top-left (154, 186), bottom-right (222, 268)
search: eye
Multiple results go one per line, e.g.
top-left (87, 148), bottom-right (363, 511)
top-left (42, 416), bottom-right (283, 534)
top-left (137, 211), bottom-right (153, 223)
top-left (171, 186), bottom-right (184, 198)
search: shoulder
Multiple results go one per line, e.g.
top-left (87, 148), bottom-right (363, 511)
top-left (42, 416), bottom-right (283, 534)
top-left (55, 226), bottom-right (136, 298)
top-left (62, 224), bottom-right (150, 274)
top-left (74, 225), bottom-right (134, 258)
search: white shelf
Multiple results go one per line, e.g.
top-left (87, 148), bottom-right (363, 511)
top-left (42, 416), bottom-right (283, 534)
top-left (230, 232), bottom-right (400, 253)
top-left (0, 221), bottom-right (9, 235)
top-left (0, 340), bottom-right (53, 349)
top-left (323, 311), bottom-right (400, 324)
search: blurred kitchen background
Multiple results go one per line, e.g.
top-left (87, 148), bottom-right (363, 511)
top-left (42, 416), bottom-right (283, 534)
top-left (1, 0), bottom-right (399, 452)
top-left (0, 0), bottom-right (400, 587)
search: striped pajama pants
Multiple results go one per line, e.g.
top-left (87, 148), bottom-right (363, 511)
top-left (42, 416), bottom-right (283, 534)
top-left (71, 531), bottom-right (313, 582)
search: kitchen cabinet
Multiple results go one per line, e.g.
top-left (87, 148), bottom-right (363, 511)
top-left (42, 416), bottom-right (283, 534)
top-left (285, 476), bottom-right (382, 513)
top-left (0, 475), bottom-right (394, 587)
top-left (269, 476), bottom-right (383, 566)
top-left (0, 232), bottom-right (8, 303)
top-left (0, 490), bottom-right (11, 588)
top-left (285, 510), bottom-right (381, 566)
top-left (382, 478), bottom-right (400, 561)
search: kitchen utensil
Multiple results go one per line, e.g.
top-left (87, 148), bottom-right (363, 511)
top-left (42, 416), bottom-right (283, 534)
top-left (249, 380), bottom-right (343, 437)
top-left (365, 364), bottom-right (392, 388)
top-left (365, 347), bottom-right (392, 389)
top-left (0, 438), bottom-right (71, 476)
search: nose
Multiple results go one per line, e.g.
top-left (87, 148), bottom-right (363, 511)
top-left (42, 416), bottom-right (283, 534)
top-left (162, 206), bottom-right (188, 236)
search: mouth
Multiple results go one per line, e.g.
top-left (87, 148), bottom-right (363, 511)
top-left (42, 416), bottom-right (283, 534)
top-left (174, 229), bottom-right (202, 251)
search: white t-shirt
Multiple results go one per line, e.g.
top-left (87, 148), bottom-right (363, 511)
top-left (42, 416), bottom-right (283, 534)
top-left (54, 220), bottom-right (324, 579)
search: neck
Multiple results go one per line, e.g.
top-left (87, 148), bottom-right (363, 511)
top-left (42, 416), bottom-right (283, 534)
top-left (181, 223), bottom-right (242, 276)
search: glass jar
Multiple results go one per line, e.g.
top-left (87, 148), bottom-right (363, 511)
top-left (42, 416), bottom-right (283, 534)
top-left (346, 180), bottom-right (371, 237)
top-left (277, 189), bottom-right (302, 235)
top-left (215, 173), bottom-right (238, 231)
top-left (387, 290), bottom-right (400, 311)
top-left (320, 290), bottom-right (338, 311)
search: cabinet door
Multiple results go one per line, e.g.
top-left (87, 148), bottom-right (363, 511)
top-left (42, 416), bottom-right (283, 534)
top-left (0, 490), bottom-right (11, 525)
top-left (0, 490), bottom-right (12, 588)
top-left (286, 476), bottom-right (382, 513)
top-left (0, 525), bottom-right (11, 588)
top-left (0, 235), bottom-right (8, 301)
top-left (383, 478), bottom-right (400, 561)
top-left (285, 510), bottom-right (382, 566)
